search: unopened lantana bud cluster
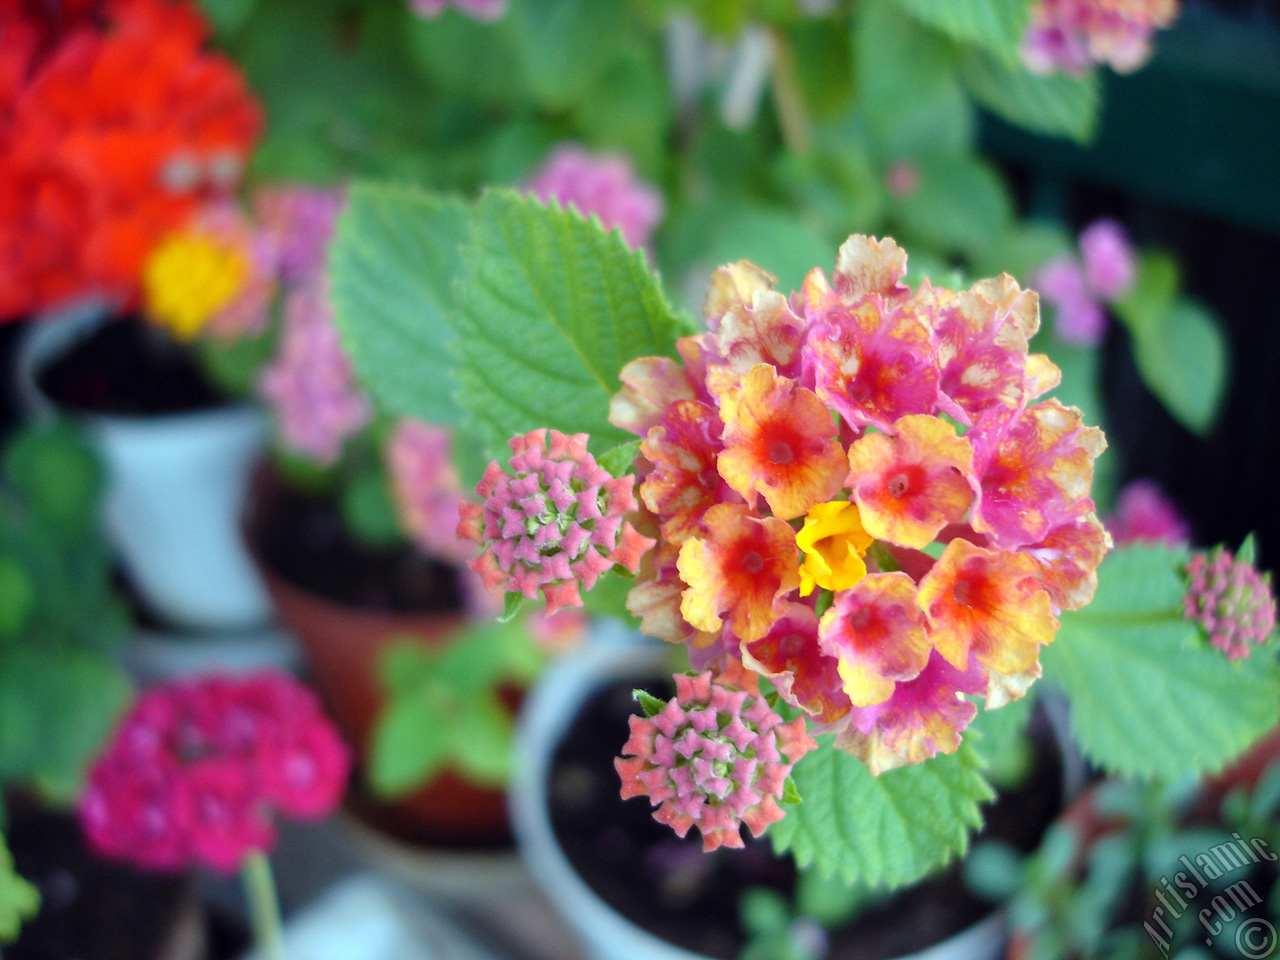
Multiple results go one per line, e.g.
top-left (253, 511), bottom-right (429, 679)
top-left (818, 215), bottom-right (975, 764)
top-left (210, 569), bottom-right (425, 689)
top-left (1184, 547), bottom-right (1277, 662)
top-left (79, 672), bottom-right (350, 875)
top-left (611, 236), bottom-right (1109, 779)
top-left (458, 429), bottom-right (655, 616)
top-left (616, 661), bottom-right (816, 852)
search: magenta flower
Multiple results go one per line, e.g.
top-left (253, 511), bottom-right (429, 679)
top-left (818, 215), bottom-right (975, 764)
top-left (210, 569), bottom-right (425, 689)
top-left (259, 280), bottom-right (372, 465)
top-left (410, 0), bottom-right (506, 21)
top-left (254, 186), bottom-right (345, 286)
top-left (79, 672), bottom-right (350, 875)
top-left (387, 419), bottom-right (468, 564)
top-left (616, 661), bottom-right (817, 851)
top-left (458, 429), bottom-right (654, 616)
top-left (1022, 0), bottom-right (1178, 75)
top-left (1107, 479), bottom-right (1189, 546)
top-left (1184, 547), bottom-right (1277, 662)
top-left (525, 144), bottom-right (664, 252)
top-left (1035, 219), bottom-right (1136, 346)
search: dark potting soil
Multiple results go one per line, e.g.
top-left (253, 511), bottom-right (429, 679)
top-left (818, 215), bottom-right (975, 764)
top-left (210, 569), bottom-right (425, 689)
top-left (550, 677), bottom-right (1065, 960)
top-left (255, 478), bottom-right (466, 615)
top-left (38, 314), bottom-right (224, 416)
top-left (5, 806), bottom-right (192, 960)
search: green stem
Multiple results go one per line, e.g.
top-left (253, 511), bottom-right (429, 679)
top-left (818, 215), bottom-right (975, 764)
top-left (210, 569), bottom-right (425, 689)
top-left (242, 850), bottom-right (286, 960)
top-left (770, 30), bottom-right (812, 157)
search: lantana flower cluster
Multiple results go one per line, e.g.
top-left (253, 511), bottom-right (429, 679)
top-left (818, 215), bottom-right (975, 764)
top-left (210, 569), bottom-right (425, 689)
top-left (1022, 0), bottom-right (1179, 75)
top-left (613, 235), bottom-right (1109, 777)
top-left (1184, 547), bottom-right (1277, 662)
top-left (0, 0), bottom-right (261, 321)
top-left (616, 661), bottom-right (816, 851)
top-left (80, 672), bottom-right (350, 874)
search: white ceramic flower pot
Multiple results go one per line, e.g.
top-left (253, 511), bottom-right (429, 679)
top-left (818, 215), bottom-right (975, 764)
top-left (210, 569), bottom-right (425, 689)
top-left (511, 628), bottom-right (1008, 960)
top-left (17, 303), bottom-right (273, 632)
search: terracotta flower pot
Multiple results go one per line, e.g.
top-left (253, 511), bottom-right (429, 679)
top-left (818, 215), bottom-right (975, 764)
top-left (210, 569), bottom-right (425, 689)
top-left (242, 465), bottom-right (510, 846)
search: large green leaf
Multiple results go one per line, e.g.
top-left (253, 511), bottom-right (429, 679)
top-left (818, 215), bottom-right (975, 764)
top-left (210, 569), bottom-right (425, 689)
top-left (449, 190), bottom-right (683, 458)
top-left (768, 739), bottom-right (993, 887)
top-left (1043, 545), bottom-right (1280, 780)
top-left (507, 0), bottom-right (630, 110)
top-left (891, 154), bottom-right (1013, 258)
top-left (854, 0), bottom-right (974, 158)
top-left (1128, 299), bottom-right (1229, 437)
top-left (0, 833), bottom-right (38, 944)
top-left (894, 0), bottom-right (1033, 61)
top-left (961, 49), bottom-right (1099, 144)
top-left (330, 185), bottom-right (470, 426)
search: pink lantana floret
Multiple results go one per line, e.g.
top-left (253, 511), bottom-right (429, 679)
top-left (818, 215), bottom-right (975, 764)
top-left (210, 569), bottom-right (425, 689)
top-left (1184, 547), bottom-right (1276, 662)
top-left (1036, 219), bottom-right (1136, 347)
top-left (79, 672), bottom-right (350, 875)
top-left (525, 144), bottom-right (664, 252)
top-left (616, 661), bottom-right (816, 851)
top-left (1022, 0), bottom-right (1178, 75)
top-left (254, 185), bottom-right (345, 286)
top-left (458, 429), bottom-right (655, 616)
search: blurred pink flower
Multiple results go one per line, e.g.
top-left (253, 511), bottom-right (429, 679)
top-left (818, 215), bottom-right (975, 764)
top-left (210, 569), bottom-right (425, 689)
top-left (80, 672), bottom-right (350, 875)
top-left (1022, 0), bottom-right (1178, 75)
top-left (254, 186), bottom-right (345, 286)
top-left (387, 419), bottom-right (467, 564)
top-left (1107, 479), bottom-right (1189, 546)
top-left (1035, 219), bottom-right (1135, 346)
top-left (410, 0), bottom-right (505, 22)
top-left (525, 145), bottom-right (664, 252)
top-left (259, 281), bottom-right (371, 465)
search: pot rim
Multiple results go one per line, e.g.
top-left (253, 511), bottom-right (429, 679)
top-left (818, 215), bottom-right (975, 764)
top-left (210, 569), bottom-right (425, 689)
top-left (510, 629), bottom-right (1008, 960)
top-left (17, 298), bottom-right (260, 431)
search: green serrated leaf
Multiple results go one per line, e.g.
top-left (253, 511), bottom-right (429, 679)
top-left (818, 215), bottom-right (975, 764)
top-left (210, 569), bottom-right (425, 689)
top-left (597, 439), bottom-right (643, 479)
top-left (1127, 299), bottom-right (1229, 436)
top-left (1044, 545), bottom-right (1280, 780)
top-left (634, 688), bottom-right (667, 718)
top-left (449, 189), bottom-right (682, 459)
top-left (768, 739), bottom-right (993, 887)
top-left (330, 184), bottom-right (470, 427)
top-left (961, 49), bottom-right (1099, 144)
top-left (894, 0), bottom-right (1033, 62)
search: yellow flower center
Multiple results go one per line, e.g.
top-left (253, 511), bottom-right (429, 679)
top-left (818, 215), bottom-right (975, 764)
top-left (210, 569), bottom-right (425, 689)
top-left (796, 500), bottom-right (874, 597)
top-left (143, 231), bottom-right (249, 341)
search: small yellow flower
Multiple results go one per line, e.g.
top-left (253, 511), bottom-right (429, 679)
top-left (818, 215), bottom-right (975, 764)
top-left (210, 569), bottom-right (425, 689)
top-left (796, 500), bottom-right (874, 597)
top-left (143, 231), bottom-right (248, 341)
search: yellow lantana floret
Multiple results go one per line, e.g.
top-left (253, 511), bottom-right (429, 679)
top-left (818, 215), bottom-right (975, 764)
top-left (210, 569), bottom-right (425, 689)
top-left (796, 500), bottom-right (874, 597)
top-left (144, 231), bottom-right (248, 342)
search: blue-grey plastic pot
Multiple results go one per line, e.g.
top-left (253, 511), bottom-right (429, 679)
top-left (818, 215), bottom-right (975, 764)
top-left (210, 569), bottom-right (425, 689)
top-left (511, 628), bottom-right (1009, 960)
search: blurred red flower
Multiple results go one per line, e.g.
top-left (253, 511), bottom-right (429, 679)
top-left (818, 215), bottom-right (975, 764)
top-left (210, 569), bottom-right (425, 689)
top-left (0, 0), bottom-right (261, 321)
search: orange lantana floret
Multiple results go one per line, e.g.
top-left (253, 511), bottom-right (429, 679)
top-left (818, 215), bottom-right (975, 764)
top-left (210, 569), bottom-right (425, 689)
top-left (846, 414), bottom-right (975, 549)
top-left (716, 364), bottom-right (846, 521)
top-left (677, 503), bottom-right (799, 643)
top-left (916, 538), bottom-right (1058, 676)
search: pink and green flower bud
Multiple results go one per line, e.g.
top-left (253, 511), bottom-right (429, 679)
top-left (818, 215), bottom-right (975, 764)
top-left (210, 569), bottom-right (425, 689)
top-left (615, 661), bottom-right (816, 851)
top-left (1184, 546), bottom-right (1276, 661)
top-left (458, 429), bottom-right (654, 616)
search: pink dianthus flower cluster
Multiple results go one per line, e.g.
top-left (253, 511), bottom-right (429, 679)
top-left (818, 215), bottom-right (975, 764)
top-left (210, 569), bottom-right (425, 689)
top-left (611, 235), bottom-right (1108, 776)
top-left (525, 145), bottom-right (664, 253)
top-left (80, 672), bottom-right (350, 874)
top-left (1022, 0), bottom-right (1179, 75)
top-left (1036, 219), bottom-right (1136, 346)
